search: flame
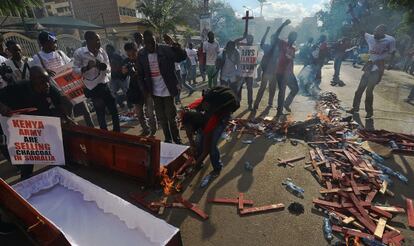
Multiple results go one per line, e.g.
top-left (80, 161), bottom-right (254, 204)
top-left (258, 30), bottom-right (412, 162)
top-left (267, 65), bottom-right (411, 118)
top-left (345, 236), bottom-right (361, 246)
top-left (282, 115), bottom-right (294, 135)
top-left (160, 167), bottom-right (176, 195)
top-left (317, 112), bottom-right (331, 123)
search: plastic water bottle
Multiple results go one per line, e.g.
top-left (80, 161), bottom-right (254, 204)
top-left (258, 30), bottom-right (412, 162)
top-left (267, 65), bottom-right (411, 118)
top-left (379, 174), bottom-right (393, 185)
top-left (389, 140), bottom-right (399, 149)
top-left (282, 178), bottom-right (304, 198)
top-left (323, 217), bottom-right (333, 241)
top-left (395, 172), bottom-right (408, 184)
top-left (200, 175), bottom-right (211, 188)
top-left (244, 161), bottom-right (253, 171)
top-left (370, 152), bottom-right (384, 163)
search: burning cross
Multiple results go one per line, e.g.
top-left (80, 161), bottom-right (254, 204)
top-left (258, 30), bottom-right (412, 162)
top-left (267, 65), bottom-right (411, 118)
top-left (242, 10), bottom-right (254, 36)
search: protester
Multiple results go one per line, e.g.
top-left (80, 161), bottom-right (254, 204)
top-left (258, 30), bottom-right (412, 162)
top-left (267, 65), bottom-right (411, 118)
top-left (0, 66), bottom-right (72, 179)
top-left (31, 31), bottom-right (94, 128)
top-left (197, 43), bottom-right (206, 82)
top-left (124, 42), bottom-right (156, 136)
top-left (235, 34), bottom-right (256, 110)
top-left (312, 34), bottom-right (329, 91)
top-left (217, 41), bottom-right (241, 98)
top-left (175, 59), bottom-right (195, 104)
top-left (0, 55), bottom-right (8, 89)
top-left (106, 44), bottom-right (129, 108)
top-left (331, 37), bottom-right (351, 87)
top-left (73, 31), bottom-right (120, 131)
top-left (203, 31), bottom-right (220, 88)
top-left (273, 22), bottom-right (299, 117)
top-left (183, 86), bottom-right (239, 179)
top-left (254, 20), bottom-right (290, 111)
top-left (299, 37), bottom-right (314, 66)
top-left (347, 25), bottom-right (396, 118)
top-left (4, 40), bottom-right (32, 83)
top-left (186, 43), bottom-right (198, 85)
top-left (137, 30), bottom-right (186, 143)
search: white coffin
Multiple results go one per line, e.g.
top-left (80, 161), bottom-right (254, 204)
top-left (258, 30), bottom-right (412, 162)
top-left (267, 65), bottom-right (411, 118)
top-left (11, 167), bottom-right (180, 246)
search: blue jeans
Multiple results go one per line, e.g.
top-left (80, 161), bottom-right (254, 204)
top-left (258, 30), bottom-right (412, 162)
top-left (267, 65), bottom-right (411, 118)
top-left (197, 116), bottom-right (229, 171)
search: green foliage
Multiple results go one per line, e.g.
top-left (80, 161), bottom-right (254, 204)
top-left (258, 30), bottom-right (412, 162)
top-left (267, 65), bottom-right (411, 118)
top-left (0, 0), bottom-right (42, 15)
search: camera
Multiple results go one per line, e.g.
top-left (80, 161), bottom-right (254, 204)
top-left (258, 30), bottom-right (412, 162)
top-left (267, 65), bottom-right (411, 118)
top-left (126, 62), bottom-right (136, 74)
top-left (95, 60), bottom-right (107, 71)
top-left (0, 63), bottom-right (13, 77)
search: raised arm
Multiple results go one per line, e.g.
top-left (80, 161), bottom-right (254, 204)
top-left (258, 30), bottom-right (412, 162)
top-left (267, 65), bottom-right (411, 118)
top-left (260, 26), bottom-right (271, 49)
top-left (274, 19), bottom-right (291, 41)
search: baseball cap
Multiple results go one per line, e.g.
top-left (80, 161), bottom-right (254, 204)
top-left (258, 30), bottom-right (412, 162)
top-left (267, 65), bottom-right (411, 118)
top-left (38, 31), bottom-right (57, 44)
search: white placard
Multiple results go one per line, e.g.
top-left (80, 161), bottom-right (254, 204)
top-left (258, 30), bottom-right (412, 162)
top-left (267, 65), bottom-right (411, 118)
top-left (0, 115), bottom-right (65, 165)
top-left (240, 45), bottom-right (259, 78)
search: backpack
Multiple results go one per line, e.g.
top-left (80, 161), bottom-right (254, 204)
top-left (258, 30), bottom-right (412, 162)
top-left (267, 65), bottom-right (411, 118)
top-left (203, 86), bottom-right (240, 114)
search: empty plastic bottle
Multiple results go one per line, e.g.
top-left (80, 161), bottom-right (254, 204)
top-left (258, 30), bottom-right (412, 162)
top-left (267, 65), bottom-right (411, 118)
top-left (389, 140), bottom-right (398, 149)
top-left (370, 152), bottom-right (384, 163)
top-left (282, 178), bottom-right (304, 198)
top-left (323, 217), bottom-right (333, 241)
top-left (244, 161), bottom-right (253, 171)
top-left (200, 175), bottom-right (211, 188)
top-left (395, 172), bottom-right (408, 184)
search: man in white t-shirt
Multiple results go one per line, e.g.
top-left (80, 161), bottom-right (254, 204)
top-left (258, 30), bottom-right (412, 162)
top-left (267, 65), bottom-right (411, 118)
top-left (186, 43), bottom-right (198, 85)
top-left (203, 31), bottom-right (220, 88)
top-left (31, 31), bottom-right (95, 128)
top-left (136, 30), bottom-right (187, 144)
top-left (348, 24), bottom-right (396, 118)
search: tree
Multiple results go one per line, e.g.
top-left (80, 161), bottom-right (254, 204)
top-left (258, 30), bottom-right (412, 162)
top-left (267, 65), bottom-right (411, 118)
top-left (137, 0), bottom-right (198, 38)
top-left (0, 0), bottom-right (41, 15)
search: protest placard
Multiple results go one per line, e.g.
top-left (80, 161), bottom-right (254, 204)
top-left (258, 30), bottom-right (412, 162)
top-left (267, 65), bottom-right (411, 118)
top-left (240, 46), bottom-right (259, 78)
top-left (0, 115), bottom-right (65, 165)
top-left (53, 62), bottom-right (86, 105)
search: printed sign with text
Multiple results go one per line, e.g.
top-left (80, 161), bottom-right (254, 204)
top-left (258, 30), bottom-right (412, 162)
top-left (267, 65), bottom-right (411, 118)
top-left (0, 115), bottom-right (65, 165)
top-left (240, 46), bottom-right (259, 78)
top-left (53, 62), bottom-right (86, 105)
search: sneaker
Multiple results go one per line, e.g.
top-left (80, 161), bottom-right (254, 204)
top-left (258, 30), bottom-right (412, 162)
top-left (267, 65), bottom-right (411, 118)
top-left (284, 105), bottom-right (292, 113)
top-left (0, 221), bottom-right (16, 235)
top-left (330, 81), bottom-right (338, 86)
top-left (346, 109), bottom-right (358, 114)
top-left (337, 80), bottom-right (346, 87)
top-left (365, 113), bottom-right (373, 119)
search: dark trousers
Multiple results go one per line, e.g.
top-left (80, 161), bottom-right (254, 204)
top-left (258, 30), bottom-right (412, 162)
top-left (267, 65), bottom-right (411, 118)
top-left (175, 70), bottom-right (194, 101)
top-left (153, 96), bottom-right (181, 143)
top-left (240, 77), bottom-right (254, 107)
top-left (254, 73), bottom-right (277, 109)
top-left (281, 73), bottom-right (299, 109)
top-left (88, 84), bottom-right (120, 132)
top-left (352, 70), bottom-right (381, 115)
top-left (333, 56), bottom-right (343, 80)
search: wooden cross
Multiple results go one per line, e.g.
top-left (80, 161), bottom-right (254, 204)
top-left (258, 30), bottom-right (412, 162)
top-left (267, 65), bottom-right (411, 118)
top-left (242, 10), bottom-right (254, 35)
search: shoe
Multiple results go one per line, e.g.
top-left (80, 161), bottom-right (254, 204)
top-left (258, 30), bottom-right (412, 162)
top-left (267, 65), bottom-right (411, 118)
top-left (0, 221), bottom-right (16, 235)
top-left (150, 129), bottom-right (157, 136)
top-left (276, 111), bottom-right (283, 118)
top-left (346, 109), bottom-right (358, 114)
top-left (284, 105), bottom-right (291, 113)
top-left (337, 80), bottom-right (346, 87)
top-left (330, 81), bottom-right (338, 86)
top-left (139, 130), bottom-right (150, 136)
top-left (365, 113), bottom-right (373, 119)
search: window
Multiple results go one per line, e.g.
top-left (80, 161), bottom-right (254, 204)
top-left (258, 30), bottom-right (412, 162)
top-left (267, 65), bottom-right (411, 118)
top-left (118, 7), bottom-right (136, 17)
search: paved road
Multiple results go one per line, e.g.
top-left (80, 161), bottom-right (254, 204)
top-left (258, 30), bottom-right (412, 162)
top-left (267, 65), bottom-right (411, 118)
top-left (1, 62), bottom-right (414, 246)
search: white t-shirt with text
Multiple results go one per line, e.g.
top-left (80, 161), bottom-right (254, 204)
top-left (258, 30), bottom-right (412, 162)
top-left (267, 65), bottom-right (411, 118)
top-left (203, 41), bottom-right (220, 66)
top-left (148, 53), bottom-right (170, 97)
top-left (365, 33), bottom-right (396, 62)
top-left (30, 50), bottom-right (71, 74)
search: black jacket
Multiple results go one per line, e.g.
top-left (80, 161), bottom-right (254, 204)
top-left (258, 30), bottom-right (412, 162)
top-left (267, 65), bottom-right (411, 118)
top-left (136, 44), bottom-right (187, 97)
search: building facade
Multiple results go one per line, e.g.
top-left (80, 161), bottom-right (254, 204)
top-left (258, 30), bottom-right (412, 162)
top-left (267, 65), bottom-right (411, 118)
top-left (44, 0), bottom-right (73, 17)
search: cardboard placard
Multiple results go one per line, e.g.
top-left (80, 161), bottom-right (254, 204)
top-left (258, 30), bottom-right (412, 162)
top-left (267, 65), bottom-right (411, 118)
top-left (0, 115), bottom-right (65, 165)
top-left (240, 45), bottom-right (259, 78)
top-left (53, 62), bottom-right (86, 105)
